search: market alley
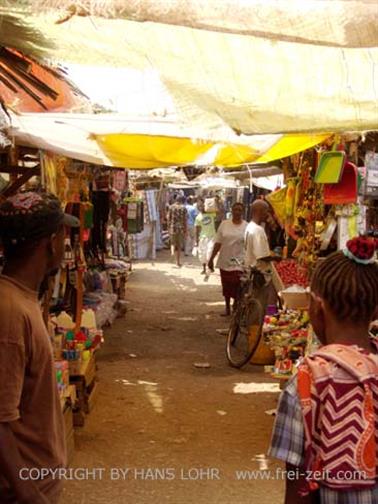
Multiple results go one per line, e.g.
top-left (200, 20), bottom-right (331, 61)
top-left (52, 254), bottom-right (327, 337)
top-left (61, 250), bottom-right (284, 504)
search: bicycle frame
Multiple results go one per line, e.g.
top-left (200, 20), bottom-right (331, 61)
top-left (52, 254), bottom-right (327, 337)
top-left (226, 263), bottom-right (273, 368)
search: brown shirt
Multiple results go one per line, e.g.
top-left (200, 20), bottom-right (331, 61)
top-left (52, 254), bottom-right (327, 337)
top-left (168, 203), bottom-right (188, 235)
top-left (0, 275), bottom-right (66, 502)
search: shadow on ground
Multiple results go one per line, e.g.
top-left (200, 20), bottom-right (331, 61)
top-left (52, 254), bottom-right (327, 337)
top-left (61, 250), bottom-right (284, 504)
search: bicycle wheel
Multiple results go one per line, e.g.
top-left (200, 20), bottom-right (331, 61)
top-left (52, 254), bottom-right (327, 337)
top-left (226, 298), bottom-right (264, 368)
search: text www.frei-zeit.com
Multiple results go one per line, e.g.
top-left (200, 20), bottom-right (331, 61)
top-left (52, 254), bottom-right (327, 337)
top-left (18, 467), bottom-right (368, 482)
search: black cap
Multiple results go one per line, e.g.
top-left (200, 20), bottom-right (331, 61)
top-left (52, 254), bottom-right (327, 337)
top-left (0, 191), bottom-right (79, 247)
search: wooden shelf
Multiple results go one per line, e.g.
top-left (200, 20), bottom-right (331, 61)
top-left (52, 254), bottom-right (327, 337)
top-left (69, 354), bottom-right (97, 426)
top-left (60, 384), bottom-right (77, 411)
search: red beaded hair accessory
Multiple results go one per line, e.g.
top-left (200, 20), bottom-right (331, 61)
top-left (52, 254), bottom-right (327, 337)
top-left (343, 236), bottom-right (377, 265)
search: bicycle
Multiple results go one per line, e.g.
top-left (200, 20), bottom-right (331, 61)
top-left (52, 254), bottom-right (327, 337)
top-left (226, 260), bottom-right (273, 368)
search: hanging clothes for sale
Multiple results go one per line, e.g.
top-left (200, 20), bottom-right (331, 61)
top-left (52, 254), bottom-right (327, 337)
top-left (125, 198), bottom-right (144, 234)
top-left (91, 191), bottom-right (110, 253)
top-left (91, 167), bottom-right (112, 253)
top-left (112, 170), bottom-right (127, 193)
top-left (93, 166), bottom-right (111, 192)
top-left (145, 190), bottom-right (158, 222)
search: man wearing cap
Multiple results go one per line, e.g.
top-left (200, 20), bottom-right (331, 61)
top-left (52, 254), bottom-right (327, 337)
top-left (0, 191), bottom-right (78, 504)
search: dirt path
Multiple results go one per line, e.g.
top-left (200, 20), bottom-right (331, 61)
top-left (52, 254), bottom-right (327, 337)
top-left (61, 251), bottom-right (285, 504)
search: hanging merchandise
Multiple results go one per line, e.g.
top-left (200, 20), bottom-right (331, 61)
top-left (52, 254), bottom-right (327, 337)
top-left (83, 202), bottom-right (94, 231)
top-left (41, 153), bottom-right (71, 204)
top-left (364, 151), bottom-right (378, 198)
top-left (117, 203), bottom-right (128, 233)
top-left (145, 190), bottom-right (158, 222)
top-left (319, 216), bottom-right (337, 251)
top-left (64, 165), bottom-right (83, 203)
top-left (63, 238), bottom-right (74, 268)
top-left (41, 151), bottom-right (58, 195)
top-left (323, 161), bottom-right (358, 205)
top-left (293, 178), bottom-right (302, 228)
top-left (285, 178), bottom-right (296, 218)
top-left (289, 155), bottom-right (324, 272)
top-left (314, 148), bottom-right (346, 184)
top-left (125, 197), bottom-right (144, 234)
top-left (108, 219), bottom-right (127, 257)
top-left (336, 204), bottom-right (366, 250)
top-left (91, 191), bottom-right (110, 253)
top-left (112, 170), bottom-right (127, 193)
top-left (93, 167), bottom-right (111, 192)
top-left (266, 186), bottom-right (287, 226)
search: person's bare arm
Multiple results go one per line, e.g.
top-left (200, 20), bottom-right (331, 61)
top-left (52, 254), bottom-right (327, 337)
top-left (0, 423), bottom-right (49, 504)
top-left (285, 463), bottom-right (314, 504)
top-left (208, 242), bottom-right (222, 271)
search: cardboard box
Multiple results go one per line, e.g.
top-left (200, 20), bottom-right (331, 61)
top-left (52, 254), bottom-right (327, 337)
top-left (271, 263), bottom-right (285, 293)
top-left (279, 291), bottom-right (310, 309)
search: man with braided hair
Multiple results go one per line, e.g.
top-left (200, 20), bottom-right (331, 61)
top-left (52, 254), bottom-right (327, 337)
top-left (0, 192), bottom-right (78, 504)
top-left (269, 236), bottom-right (378, 504)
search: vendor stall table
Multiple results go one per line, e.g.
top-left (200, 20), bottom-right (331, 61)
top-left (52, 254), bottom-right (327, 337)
top-left (61, 384), bottom-right (77, 465)
top-left (69, 354), bottom-right (99, 426)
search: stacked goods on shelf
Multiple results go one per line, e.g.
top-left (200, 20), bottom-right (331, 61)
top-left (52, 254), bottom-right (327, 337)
top-left (83, 292), bottom-right (118, 328)
top-left (263, 309), bottom-right (311, 378)
top-left (55, 360), bottom-right (70, 396)
top-left (279, 285), bottom-right (310, 311)
top-left (274, 259), bottom-right (309, 288)
top-left (51, 310), bottom-right (103, 427)
top-left (52, 310), bottom-right (102, 370)
top-left (83, 258), bottom-right (130, 327)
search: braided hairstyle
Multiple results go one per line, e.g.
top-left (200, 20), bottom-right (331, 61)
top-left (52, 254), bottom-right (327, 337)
top-left (311, 236), bottom-right (378, 324)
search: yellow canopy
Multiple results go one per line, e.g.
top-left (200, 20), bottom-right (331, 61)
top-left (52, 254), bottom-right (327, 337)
top-left (253, 133), bottom-right (331, 164)
top-left (93, 134), bottom-right (214, 169)
top-left (94, 132), bottom-right (330, 168)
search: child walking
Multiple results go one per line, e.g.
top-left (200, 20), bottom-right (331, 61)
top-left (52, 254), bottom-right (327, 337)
top-left (269, 236), bottom-right (378, 504)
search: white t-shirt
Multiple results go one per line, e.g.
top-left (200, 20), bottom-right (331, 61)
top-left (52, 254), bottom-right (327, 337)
top-left (244, 221), bottom-right (270, 267)
top-left (215, 219), bottom-right (248, 271)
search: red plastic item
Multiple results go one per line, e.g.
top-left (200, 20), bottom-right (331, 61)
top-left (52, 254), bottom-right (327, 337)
top-left (89, 334), bottom-right (102, 350)
top-left (324, 162), bottom-right (358, 205)
top-left (74, 331), bottom-right (87, 342)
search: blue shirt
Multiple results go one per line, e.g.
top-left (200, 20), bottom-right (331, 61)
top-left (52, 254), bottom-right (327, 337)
top-left (186, 204), bottom-right (198, 227)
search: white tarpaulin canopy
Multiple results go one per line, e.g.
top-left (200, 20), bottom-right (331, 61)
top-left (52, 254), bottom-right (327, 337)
top-left (25, 0), bottom-right (378, 48)
top-left (4, 0), bottom-right (378, 135)
top-left (169, 177), bottom-right (241, 190)
top-left (9, 112), bottom-right (330, 168)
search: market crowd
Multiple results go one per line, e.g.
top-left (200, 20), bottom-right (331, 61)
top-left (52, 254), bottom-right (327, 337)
top-left (167, 193), bottom-right (278, 316)
top-left (0, 190), bottom-right (377, 504)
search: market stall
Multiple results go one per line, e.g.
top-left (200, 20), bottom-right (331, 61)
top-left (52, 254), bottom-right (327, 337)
top-left (260, 134), bottom-right (378, 381)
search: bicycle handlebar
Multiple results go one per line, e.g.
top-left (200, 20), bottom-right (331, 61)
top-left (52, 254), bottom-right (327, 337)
top-left (230, 256), bottom-right (279, 270)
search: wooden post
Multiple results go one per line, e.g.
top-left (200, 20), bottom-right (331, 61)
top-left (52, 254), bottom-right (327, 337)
top-left (74, 204), bottom-right (85, 331)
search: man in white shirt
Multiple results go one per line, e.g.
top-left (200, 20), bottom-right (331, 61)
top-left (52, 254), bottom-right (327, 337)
top-left (245, 200), bottom-right (271, 266)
